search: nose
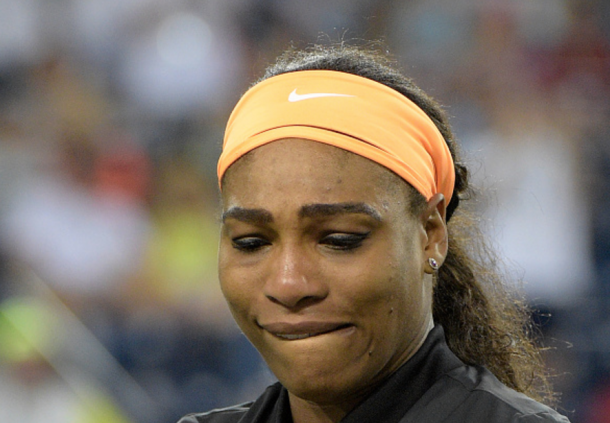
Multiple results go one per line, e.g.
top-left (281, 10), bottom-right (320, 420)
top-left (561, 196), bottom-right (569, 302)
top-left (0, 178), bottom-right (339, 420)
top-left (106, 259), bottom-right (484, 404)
top-left (263, 244), bottom-right (328, 309)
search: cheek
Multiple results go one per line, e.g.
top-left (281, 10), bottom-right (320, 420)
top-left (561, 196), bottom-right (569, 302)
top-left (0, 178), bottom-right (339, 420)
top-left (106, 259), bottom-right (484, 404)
top-left (355, 253), bottom-right (428, 327)
top-left (218, 246), bottom-right (255, 320)
top-left (337, 261), bottom-right (408, 316)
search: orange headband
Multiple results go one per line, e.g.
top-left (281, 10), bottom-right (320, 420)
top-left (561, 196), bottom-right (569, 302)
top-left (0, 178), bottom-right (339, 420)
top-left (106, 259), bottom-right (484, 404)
top-left (218, 70), bottom-right (455, 202)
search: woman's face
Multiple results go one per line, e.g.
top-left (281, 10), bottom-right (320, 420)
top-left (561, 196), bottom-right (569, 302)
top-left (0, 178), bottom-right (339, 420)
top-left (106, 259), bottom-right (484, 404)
top-left (219, 139), bottom-right (444, 407)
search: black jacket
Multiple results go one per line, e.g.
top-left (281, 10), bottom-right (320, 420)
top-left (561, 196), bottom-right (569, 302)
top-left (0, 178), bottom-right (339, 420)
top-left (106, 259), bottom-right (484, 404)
top-left (178, 326), bottom-right (570, 423)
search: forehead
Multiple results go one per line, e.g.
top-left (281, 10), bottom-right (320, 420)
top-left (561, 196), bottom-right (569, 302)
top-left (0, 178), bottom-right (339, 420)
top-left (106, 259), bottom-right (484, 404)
top-left (221, 139), bottom-right (409, 207)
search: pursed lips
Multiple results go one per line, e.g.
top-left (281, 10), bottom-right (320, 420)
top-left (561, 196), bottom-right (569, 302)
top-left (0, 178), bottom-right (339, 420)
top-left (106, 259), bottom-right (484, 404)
top-left (258, 321), bottom-right (354, 340)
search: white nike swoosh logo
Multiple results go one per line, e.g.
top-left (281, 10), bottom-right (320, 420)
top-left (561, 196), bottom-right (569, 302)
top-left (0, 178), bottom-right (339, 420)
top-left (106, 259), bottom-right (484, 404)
top-left (288, 89), bottom-right (355, 102)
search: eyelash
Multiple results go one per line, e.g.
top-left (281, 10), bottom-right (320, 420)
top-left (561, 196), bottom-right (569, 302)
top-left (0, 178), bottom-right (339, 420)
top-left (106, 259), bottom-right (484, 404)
top-left (232, 237), bottom-right (270, 252)
top-left (231, 232), bottom-right (370, 253)
top-left (321, 233), bottom-right (369, 251)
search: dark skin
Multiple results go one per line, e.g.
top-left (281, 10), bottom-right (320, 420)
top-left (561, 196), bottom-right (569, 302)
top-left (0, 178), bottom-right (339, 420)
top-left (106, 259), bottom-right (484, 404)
top-left (219, 139), bottom-right (448, 423)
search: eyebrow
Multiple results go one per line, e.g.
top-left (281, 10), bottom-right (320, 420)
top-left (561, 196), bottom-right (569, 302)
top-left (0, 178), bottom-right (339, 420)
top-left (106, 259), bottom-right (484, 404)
top-left (222, 202), bottom-right (382, 224)
top-left (299, 202), bottom-right (382, 221)
top-left (222, 207), bottom-right (273, 224)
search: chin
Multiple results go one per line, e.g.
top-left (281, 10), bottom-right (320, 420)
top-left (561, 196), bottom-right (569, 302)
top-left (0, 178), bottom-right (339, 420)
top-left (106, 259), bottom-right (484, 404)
top-left (272, 358), bottom-right (374, 405)
top-left (285, 377), bottom-right (359, 405)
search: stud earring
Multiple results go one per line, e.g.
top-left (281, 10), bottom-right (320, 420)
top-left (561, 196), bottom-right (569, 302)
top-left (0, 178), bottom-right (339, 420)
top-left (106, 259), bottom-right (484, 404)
top-left (428, 257), bottom-right (439, 271)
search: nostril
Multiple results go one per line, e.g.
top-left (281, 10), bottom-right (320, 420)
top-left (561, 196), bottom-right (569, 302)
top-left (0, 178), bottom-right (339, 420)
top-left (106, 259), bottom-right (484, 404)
top-left (265, 294), bottom-right (284, 306)
top-left (295, 295), bottom-right (325, 308)
top-left (265, 293), bottom-right (326, 310)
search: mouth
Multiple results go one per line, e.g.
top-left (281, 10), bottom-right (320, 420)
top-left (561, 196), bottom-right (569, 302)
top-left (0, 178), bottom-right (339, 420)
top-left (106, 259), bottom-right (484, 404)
top-left (259, 321), bottom-right (354, 340)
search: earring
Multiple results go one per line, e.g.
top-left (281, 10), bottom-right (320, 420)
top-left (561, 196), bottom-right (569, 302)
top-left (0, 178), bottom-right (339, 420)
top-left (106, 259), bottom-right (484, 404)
top-left (428, 257), bottom-right (440, 271)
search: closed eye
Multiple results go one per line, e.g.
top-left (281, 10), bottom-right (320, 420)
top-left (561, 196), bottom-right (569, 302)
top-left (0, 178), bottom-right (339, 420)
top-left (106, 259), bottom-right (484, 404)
top-left (320, 232), bottom-right (370, 251)
top-left (232, 236), bottom-right (270, 252)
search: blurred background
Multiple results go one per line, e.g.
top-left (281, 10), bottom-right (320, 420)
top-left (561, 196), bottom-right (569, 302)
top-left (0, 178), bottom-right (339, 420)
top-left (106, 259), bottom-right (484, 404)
top-left (0, 0), bottom-right (608, 422)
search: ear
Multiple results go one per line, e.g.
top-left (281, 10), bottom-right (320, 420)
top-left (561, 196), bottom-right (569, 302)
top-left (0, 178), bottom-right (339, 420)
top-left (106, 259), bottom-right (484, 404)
top-left (421, 193), bottom-right (448, 274)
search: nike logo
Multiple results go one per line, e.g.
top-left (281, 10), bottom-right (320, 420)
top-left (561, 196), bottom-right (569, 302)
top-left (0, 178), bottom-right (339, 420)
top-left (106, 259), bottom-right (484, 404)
top-left (288, 89), bottom-right (355, 102)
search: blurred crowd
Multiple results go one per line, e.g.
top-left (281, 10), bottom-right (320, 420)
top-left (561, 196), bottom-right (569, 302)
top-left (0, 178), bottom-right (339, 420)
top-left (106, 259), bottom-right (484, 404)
top-left (0, 0), bottom-right (608, 422)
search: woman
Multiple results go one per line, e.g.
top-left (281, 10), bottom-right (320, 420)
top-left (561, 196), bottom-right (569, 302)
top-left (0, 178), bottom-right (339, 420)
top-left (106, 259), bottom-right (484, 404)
top-left (179, 45), bottom-right (569, 423)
